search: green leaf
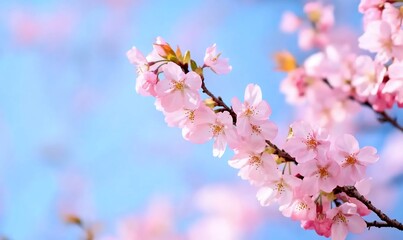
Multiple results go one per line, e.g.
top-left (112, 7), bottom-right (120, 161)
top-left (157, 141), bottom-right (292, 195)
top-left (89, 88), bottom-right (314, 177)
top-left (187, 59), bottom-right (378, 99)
top-left (183, 51), bottom-right (191, 64)
top-left (190, 60), bottom-right (198, 71)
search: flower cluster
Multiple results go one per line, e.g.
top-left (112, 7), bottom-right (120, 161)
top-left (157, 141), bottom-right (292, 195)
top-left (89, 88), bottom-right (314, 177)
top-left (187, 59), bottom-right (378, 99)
top-left (278, 0), bottom-right (403, 128)
top-left (128, 36), bottom-right (382, 239)
top-left (280, 1), bottom-right (334, 50)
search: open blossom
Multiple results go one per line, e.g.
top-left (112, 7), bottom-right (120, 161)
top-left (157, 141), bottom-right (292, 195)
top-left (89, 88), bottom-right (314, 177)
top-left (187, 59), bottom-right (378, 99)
top-left (164, 104), bottom-right (212, 128)
top-left (297, 157), bottom-right (341, 194)
top-left (281, 195), bottom-right (316, 221)
top-left (256, 171), bottom-right (301, 207)
top-left (363, 7), bottom-right (382, 28)
top-left (232, 84), bottom-right (276, 136)
top-left (285, 121), bottom-right (330, 163)
top-left (184, 111), bottom-right (237, 158)
top-left (302, 214), bottom-right (332, 238)
top-left (352, 55), bottom-right (386, 98)
top-left (155, 62), bottom-right (202, 112)
top-left (304, 1), bottom-right (334, 31)
top-left (327, 203), bottom-right (366, 240)
top-left (203, 44), bottom-right (232, 74)
top-left (332, 134), bottom-right (379, 185)
top-left (382, 3), bottom-right (403, 31)
top-left (127, 46), bottom-right (148, 70)
top-left (358, 20), bottom-right (403, 63)
top-left (228, 147), bottom-right (277, 186)
top-left (383, 60), bottom-right (403, 106)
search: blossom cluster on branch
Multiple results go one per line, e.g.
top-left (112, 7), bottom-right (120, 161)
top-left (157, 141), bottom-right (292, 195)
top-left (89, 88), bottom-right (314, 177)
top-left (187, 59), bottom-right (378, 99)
top-left (279, 0), bottom-right (403, 130)
top-left (127, 1), bottom-right (403, 239)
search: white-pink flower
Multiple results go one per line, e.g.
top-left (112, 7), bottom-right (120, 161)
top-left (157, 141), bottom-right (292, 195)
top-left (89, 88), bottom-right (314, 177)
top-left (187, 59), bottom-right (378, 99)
top-left (232, 84), bottom-right (277, 142)
top-left (164, 104), bottom-right (213, 128)
top-left (285, 121), bottom-right (330, 163)
top-left (363, 7), bottom-right (382, 28)
top-left (383, 60), bottom-right (403, 105)
top-left (358, 20), bottom-right (403, 64)
top-left (203, 44), bottom-right (232, 74)
top-left (184, 111), bottom-right (237, 158)
top-left (297, 158), bottom-right (341, 194)
top-left (155, 62), bottom-right (202, 112)
top-left (382, 3), bottom-right (403, 31)
top-left (358, 0), bottom-right (386, 13)
top-left (332, 134), bottom-right (379, 185)
top-left (135, 71), bottom-right (158, 97)
top-left (352, 55), bottom-right (386, 98)
top-left (327, 203), bottom-right (366, 240)
top-left (304, 2), bottom-right (334, 31)
top-left (281, 195), bottom-right (316, 221)
top-left (127, 46), bottom-right (147, 68)
top-left (256, 171), bottom-right (301, 207)
top-left (228, 148), bottom-right (277, 186)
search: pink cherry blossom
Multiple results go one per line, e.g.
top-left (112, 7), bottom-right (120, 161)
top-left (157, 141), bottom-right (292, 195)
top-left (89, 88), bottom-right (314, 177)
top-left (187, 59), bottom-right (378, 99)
top-left (135, 71), bottom-right (158, 97)
top-left (327, 203), bottom-right (366, 240)
top-left (281, 195), bottom-right (316, 221)
top-left (383, 60), bottom-right (403, 105)
top-left (184, 111), bottom-right (237, 158)
top-left (280, 68), bottom-right (311, 104)
top-left (231, 84), bottom-right (277, 149)
top-left (304, 45), bottom-right (356, 92)
top-left (352, 55), bottom-right (386, 98)
top-left (304, 2), bottom-right (334, 31)
top-left (256, 171), bottom-right (301, 207)
top-left (228, 147), bottom-right (277, 186)
top-left (280, 11), bottom-right (301, 33)
top-left (155, 62), bottom-right (202, 112)
top-left (127, 46), bottom-right (147, 67)
top-left (358, 20), bottom-right (403, 63)
top-left (363, 7), bottom-right (382, 28)
top-left (298, 28), bottom-right (328, 50)
top-left (285, 121), bottom-right (330, 163)
top-left (382, 3), bottom-right (403, 31)
top-left (203, 44), bottom-right (232, 74)
top-left (332, 134), bottom-right (379, 185)
top-left (358, 0), bottom-right (386, 13)
top-left (164, 104), bottom-right (213, 128)
top-left (297, 158), bottom-right (341, 194)
top-left (301, 214), bottom-right (332, 238)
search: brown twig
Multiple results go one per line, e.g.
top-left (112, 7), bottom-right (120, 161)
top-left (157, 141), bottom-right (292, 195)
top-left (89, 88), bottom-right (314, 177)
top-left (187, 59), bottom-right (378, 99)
top-left (322, 79), bottom-right (403, 132)
top-left (200, 77), bottom-right (237, 124)
top-left (338, 186), bottom-right (403, 230)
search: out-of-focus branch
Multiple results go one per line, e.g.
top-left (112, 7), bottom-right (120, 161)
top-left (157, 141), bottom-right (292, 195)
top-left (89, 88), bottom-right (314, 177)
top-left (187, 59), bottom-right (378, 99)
top-left (322, 78), bottom-right (403, 132)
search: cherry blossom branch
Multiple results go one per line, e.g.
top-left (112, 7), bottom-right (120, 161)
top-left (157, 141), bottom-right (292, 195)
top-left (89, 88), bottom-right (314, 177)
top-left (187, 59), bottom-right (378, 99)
top-left (200, 76), bottom-right (238, 124)
top-left (198, 72), bottom-right (298, 165)
top-left (265, 140), bottom-right (297, 165)
top-left (366, 221), bottom-right (399, 229)
top-left (200, 77), bottom-right (403, 231)
top-left (322, 78), bottom-right (403, 132)
top-left (337, 186), bottom-right (403, 230)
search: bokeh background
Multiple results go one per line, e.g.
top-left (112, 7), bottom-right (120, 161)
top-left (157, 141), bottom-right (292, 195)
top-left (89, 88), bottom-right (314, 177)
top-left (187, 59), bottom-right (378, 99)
top-left (1, 0), bottom-right (403, 239)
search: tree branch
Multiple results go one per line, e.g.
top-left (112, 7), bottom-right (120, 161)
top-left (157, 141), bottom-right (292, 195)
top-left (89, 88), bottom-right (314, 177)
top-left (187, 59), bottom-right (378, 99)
top-left (322, 79), bottom-right (403, 132)
top-left (338, 186), bottom-right (403, 230)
